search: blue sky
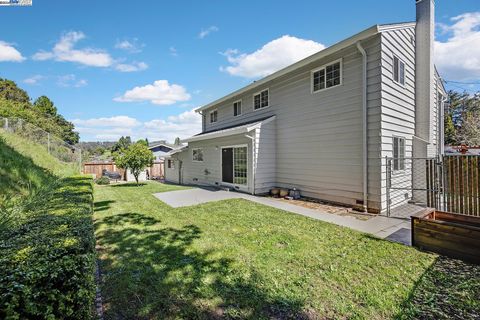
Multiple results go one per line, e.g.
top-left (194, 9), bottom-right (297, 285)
top-left (1, 0), bottom-right (479, 142)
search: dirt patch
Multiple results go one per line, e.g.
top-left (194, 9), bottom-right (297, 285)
top-left (272, 197), bottom-right (374, 221)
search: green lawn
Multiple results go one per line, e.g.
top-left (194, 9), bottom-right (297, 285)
top-left (94, 182), bottom-right (480, 319)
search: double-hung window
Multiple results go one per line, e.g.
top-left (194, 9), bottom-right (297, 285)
top-left (210, 110), bottom-right (218, 123)
top-left (192, 148), bottom-right (204, 162)
top-left (312, 60), bottom-right (341, 92)
top-left (233, 100), bottom-right (242, 116)
top-left (393, 137), bottom-right (406, 171)
top-left (253, 89), bottom-right (269, 110)
top-left (393, 56), bottom-right (405, 85)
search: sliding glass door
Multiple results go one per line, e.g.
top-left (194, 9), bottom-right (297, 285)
top-left (222, 146), bottom-right (247, 185)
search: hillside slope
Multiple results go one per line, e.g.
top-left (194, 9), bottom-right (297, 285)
top-left (0, 131), bottom-right (77, 203)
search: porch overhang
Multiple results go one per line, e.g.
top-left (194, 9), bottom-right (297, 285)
top-left (182, 116), bottom-right (275, 143)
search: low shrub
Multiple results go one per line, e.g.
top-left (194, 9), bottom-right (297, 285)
top-left (0, 176), bottom-right (96, 319)
top-left (95, 176), bottom-right (110, 185)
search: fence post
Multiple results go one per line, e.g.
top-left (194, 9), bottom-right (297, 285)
top-left (5, 118), bottom-right (8, 130)
top-left (47, 133), bottom-right (50, 154)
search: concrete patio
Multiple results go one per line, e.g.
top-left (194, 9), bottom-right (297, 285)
top-left (154, 187), bottom-right (412, 246)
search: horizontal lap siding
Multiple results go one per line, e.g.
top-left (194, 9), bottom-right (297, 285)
top-left (199, 35), bottom-right (383, 210)
top-left (255, 120), bottom-right (276, 194)
top-left (179, 134), bottom-right (253, 192)
top-left (379, 27), bottom-right (416, 212)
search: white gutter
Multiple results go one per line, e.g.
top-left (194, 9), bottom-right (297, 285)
top-left (244, 133), bottom-right (256, 195)
top-left (356, 41), bottom-right (368, 212)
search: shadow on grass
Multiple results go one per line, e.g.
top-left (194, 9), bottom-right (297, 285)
top-left (95, 212), bottom-right (314, 319)
top-left (110, 182), bottom-right (148, 188)
top-left (395, 255), bottom-right (480, 320)
top-left (94, 200), bottom-right (115, 212)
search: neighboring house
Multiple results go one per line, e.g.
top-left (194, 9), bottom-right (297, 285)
top-left (148, 142), bottom-right (175, 161)
top-left (165, 0), bottom-right (447, 213)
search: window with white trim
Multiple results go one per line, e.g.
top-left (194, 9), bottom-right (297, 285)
top-left (233, 100), bottom-right (242, 116)
top-left (253, 89), bottom-right (269, 110)
top-left (192, 148), bottom-right (204, 162)
top-left (393, 56), bottom-right (405, 85)
top-left (210, 110), bottom-right (218, 123)
top-left (312, 60), bottom-right (341, 92)
top-left (393, 137), bottom-right (406, 171)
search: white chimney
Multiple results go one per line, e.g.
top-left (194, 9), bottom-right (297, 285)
top-left (414, 0), bottom-right (435, 154)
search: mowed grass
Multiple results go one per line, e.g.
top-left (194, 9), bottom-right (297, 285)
top-left (94, 182), bottom-right (480, 319)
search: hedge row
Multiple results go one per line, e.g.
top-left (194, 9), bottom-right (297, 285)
top-left (0, 176), bottom-right (96, 319)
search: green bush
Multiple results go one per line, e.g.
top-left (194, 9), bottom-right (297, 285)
top-left (95, 176), bottom-right (110, 185)
top-left (0, 176), bottom-right (96, 319)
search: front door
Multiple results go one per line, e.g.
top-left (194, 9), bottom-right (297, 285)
top-left (222, 148), bottom-right (233, 183)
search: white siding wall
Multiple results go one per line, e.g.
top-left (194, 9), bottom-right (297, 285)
top-left (164, 158), bottom-right (180, 184)
top-left (254, 120), bottom-right (276, 194)
top-left (378, 27), bottom-right (417, 212)
top-left (177, 134), bottom-right (253, 192)
top-left (201, 36), bottom-right (384, 211)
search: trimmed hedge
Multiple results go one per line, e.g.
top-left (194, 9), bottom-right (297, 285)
top-left (0, 176), bottom-right (96, 319)
top-left (95, 176), bottom-right (110, 185)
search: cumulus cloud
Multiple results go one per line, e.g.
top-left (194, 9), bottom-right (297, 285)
top-left (114, 80), bottom-right (191, 105)
top-left (115, 38), bottom-right (144, 53)
top-left (32, 31), bottom-right (148, 72)
top-left (57, 74), bottom-right (88, 88)
top-left (115, 61), bottom-right (148, 72)
top-left (220, 35), bottom-right (325, 78)
top-left (33, 31), bottom-right (114, 67)
top-left (435, 12), bottom-right (480, 80)
top-left (23, 75), bottom-right (45, 85)
top-left (198, 26), bottom-right (219, 39)
top-left (71, 110), bottom-right (201, 141)
top-left (0, 41), bottom-right (25, 62)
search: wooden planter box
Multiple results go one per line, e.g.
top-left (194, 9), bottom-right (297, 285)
top-left (411, 209), bottom-right (480, 264)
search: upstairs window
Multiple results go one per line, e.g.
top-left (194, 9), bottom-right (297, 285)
top-left (312, 60), bottom-right (341, 92)
top-left (233, 100), bottom-right (242, 116)
top-left (393, 56), bottom-right (405, 85)
top-left (192, 148), bottom-right (204, 162)
top-left (210, 110), bottom-right (218, 123)
top-left (393, 137), bottom-right (406, 171)
top-left (254, 89), bottom-right (269, 110)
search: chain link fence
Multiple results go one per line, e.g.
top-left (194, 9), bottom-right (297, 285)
top-left (0, 117), bottom-right (82, 171)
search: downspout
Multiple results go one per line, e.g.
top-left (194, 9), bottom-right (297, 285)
top-left (245, 132), bottom-right (256, 195)
top-left (356, 41), bottom-right (368, 212)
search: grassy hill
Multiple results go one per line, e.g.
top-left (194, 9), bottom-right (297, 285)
top-left (0, 130), bottom-right (78, 204)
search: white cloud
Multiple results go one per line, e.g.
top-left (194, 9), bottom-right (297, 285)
top-left (115, 61), bottom-right (148, 72)
top-left (114, 80), bottom-right (191, 105)
top-left (57, 74), bottom-right (88, 87)
top-left (115, 38), bottom-right (144, 53)
top-left (71, 110), bottom-right (201, 141)
top-left (33, 31), bottom-right (114, 67)
top-left (169, 46), bottom-right (178, 57)
top-left (435, 12), bottom-right (480, 80)
top-left (220, 35), bottom-right (325, 78)
top-left (0, 41), bottom-right (25, 62)
top-left (72, 115), bottom-right (140, 128)
top-left (198, 26), bottom-right (219, 39)
top-left (23, 75), bottom-right (44, 85)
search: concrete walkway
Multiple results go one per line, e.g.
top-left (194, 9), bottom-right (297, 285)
top-left (153, 188), bottom-right (412, 245)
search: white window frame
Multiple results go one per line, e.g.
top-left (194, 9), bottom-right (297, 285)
top-left (233, 99), bottom-right (242, 117)
top-left (253, 89), bottom-right (269, 111)
top-left (192, 148), bottom-right (204, 162)
top-left (392, 136), bottom-right (406, 172)
top-left (209, 109), bottom-right (218, 123)
top-left (393, 55), bottom-right (406, 86)
top-left (311, 58), bottom-right (343, 94)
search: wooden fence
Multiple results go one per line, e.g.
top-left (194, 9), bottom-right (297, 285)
top-left (440, 156), bottom-right (480, 216)
top-left (83, 161), bottom-right (164, 180)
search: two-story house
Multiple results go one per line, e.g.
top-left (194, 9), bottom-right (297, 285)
top-left (165, 0), bottom-right (447, 214)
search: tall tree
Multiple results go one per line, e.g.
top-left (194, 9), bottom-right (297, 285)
top-left (0, 78), bottom-right (30, 103)
top-left (33, 96), bottom-right (57, 117)
top-left (174, 137), bottom-right (181, 146)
